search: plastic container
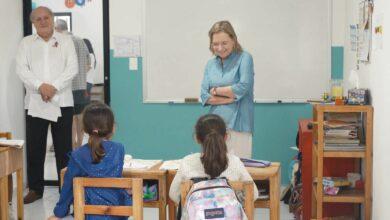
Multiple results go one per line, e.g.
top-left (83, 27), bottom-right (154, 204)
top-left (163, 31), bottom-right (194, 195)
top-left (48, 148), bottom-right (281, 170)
top-left (331, 79), bottom-right (343, 99)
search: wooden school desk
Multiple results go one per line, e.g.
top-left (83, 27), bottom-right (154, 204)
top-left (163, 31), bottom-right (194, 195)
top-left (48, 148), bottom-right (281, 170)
top-left (166, 162), bottom-right (281, 220)
top-left (122, 162), bottom-right (168, 220)
top-left (0, 147), bottom-right (24, 220)
top-left (61, 162), bottom-right (168, 220)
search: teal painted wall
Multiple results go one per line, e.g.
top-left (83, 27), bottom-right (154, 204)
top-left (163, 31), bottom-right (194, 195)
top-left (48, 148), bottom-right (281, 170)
top-left (331, 46), bottom-right (344, 79)
top-left (110, 51), bottom-right (314, 184)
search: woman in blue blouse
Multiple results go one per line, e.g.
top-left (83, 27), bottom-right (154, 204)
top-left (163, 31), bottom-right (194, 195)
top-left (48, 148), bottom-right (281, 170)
top-left (200, 20), bottom-right (254, 158)
top-left (48, 102), bottom-right (131, 220)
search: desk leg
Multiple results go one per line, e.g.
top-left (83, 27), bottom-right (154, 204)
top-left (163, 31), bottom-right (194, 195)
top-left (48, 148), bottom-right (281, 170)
top-left (168, 200), bottom-right (176, 220)
top-left (17, 169), bottom-right (24, 220)
top-left (269, 170), bottom-right (280, 220)
top-left (158, 176), bottom-right (167, 220)
top-left (0, 176), bottom-right (9, 220)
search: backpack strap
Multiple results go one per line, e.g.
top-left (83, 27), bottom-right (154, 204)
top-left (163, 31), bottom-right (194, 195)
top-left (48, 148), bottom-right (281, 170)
top-left (190, 176), bottom-right (228, 183)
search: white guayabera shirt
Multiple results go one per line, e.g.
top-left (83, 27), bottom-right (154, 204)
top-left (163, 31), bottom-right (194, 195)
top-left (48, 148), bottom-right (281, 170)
top-left (16, 31), bottom-right (78, 115)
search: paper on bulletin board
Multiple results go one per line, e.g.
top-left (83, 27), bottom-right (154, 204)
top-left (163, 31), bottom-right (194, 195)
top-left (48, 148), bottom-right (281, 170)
top-left (113, 35), bottom-right (141, 57)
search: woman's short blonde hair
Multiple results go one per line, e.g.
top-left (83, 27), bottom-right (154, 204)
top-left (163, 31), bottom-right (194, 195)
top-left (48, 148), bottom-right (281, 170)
top-left (208, 20), bottom-right (243, 54)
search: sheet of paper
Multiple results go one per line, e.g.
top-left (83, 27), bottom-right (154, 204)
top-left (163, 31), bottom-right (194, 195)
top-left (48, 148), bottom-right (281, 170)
top-left (0, 139), bottom-right (24, 148)
top-left (28, 94), bottom-right (61, 122)
top-left (129, 57), bottom-right (138, 70)
top-left (350, 24), bottom-right (358, 52)
top-left (123, 159), bottom-right (162, 169)
top-left (373, 13), bottom-right (383, 51)
top-left (113, 35), bottom-right (141, 57)
top-left (159, 160), bottom-right (182, 170)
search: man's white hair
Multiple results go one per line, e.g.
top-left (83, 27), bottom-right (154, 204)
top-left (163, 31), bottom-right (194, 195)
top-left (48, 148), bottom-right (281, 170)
top-left (30, 6), bottom-right (53, 22)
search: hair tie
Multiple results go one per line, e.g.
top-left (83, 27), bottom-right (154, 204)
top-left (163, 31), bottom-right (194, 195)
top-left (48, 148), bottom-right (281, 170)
top-left (92, 129), bottom-right (99, 135)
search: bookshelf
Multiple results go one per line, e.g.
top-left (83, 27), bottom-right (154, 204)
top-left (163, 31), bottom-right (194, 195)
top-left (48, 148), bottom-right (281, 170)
top-left (311, 105), bottom-right (373, 219)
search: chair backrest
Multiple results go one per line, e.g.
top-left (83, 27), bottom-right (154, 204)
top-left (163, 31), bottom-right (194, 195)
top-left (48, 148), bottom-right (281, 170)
top-left (73, 177), bottom-right (143, 220)
top-left (0, 132), bottom-right (12, 139)
top-left (181, 180), bottom-right (254, 220)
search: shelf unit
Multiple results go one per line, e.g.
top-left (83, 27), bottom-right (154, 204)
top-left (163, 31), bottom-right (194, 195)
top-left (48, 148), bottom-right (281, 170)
top-left (311, 105), bottom-right (373, 220)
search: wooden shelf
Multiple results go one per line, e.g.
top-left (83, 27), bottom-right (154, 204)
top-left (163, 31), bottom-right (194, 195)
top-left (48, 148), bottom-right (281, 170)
top-left (323, 189), bottom-right (365, 203)
top-left (314, 144), bottom-right (366, 158)
top-left (323, 150), bottom-right (366, 158)
top-left (313, 104), bottom-right (373, 113)
top-left (311, 105), bottom-right (373, 219)
top-left (312, 184), bottom-right (364, 203)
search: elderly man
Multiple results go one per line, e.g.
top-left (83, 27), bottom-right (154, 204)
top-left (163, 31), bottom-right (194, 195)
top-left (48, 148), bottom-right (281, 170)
top-left (16, 6), bottom-right (77, 204)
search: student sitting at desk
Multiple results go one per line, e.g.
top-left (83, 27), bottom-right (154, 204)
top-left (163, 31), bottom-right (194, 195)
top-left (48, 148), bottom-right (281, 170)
top-left (48, 102), bottom-right (131, 220)
top-left (169, 114), bottom-right (258, 204)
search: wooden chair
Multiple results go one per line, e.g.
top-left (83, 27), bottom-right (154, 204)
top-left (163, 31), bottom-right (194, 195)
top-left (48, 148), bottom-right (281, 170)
top-left (181, 180), bottom-right (255, 220)
top-left (0, 132), bottom-right (13, 203)
top-left (73, 177), bottom-right (143, 220)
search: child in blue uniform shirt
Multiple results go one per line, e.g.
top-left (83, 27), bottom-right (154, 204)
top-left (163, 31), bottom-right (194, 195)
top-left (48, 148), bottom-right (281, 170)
top-left (48, 102), bottom-right (131, 220)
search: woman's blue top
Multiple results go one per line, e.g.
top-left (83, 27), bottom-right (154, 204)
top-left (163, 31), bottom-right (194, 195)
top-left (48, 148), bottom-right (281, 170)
top-left (200, 51), bottom-right (254, 132)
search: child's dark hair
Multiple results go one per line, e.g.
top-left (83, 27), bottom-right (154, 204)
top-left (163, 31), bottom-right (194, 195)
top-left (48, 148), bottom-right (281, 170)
top-left (195, 114), bottom-right (228, 178)
top-left (82, 101), bottom-right (115, 163)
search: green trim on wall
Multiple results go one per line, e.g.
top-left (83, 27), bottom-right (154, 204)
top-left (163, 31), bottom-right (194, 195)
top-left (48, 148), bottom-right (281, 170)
top-left (110, 51), bottom-right (313, 184)
top-left (331, 46), bottom-right (344, 79)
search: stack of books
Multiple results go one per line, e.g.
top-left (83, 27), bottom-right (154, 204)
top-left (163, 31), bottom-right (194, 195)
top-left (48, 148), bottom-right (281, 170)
top-left (323, 113), bottom-right (364, 151)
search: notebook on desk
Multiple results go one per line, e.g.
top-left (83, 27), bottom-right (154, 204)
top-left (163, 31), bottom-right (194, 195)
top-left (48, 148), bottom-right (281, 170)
top-left (240, 158), bottom-right (271, 168)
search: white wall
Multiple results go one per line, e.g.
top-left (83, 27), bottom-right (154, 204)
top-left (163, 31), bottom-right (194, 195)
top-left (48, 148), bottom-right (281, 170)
top-left (34, 0), bottom-right (104, 84)
top-left (0, 0), bottom-right (25, 139)
top-left (109, 0), bottom-right (142, 45)
top-left (332, 0), bottom-right (346, 46)
top-left (344, 1), bottom-right (390, 219)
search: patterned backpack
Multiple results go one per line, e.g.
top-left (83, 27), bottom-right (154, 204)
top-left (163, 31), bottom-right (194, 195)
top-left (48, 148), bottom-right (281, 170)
top-left (182, 178), bottom-right (247, 220)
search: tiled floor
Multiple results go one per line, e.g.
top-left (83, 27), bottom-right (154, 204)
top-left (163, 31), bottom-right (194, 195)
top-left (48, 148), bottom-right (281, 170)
top-left (8, 152), bottom-right (295, 219)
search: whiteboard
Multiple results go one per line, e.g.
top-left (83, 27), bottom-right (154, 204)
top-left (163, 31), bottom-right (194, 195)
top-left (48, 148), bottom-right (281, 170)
top-left (143, 0), bottom-right (331, 103)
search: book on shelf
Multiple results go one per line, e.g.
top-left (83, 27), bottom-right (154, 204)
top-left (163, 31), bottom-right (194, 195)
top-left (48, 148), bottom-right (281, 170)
top-left (324, 144), bottom-right (365, 151)
top-left (325, 129), bottom-right (357, 138)
top-left (324, 137), bottom-right (360, 144)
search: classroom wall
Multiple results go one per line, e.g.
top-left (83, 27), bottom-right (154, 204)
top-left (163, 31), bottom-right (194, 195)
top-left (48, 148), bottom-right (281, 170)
top-left (344, 1), bottom-right (390, 218)
top-left (0, 0), bottom-right (25, 140)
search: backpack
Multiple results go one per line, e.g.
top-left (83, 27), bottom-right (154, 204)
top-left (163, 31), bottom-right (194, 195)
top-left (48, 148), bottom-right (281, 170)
top-left (182, 178), bottom-right (247, 220)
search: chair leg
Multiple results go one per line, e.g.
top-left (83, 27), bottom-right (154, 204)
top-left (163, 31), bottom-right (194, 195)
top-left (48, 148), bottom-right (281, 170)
top-left (8, 175), bottom-right (13, 203)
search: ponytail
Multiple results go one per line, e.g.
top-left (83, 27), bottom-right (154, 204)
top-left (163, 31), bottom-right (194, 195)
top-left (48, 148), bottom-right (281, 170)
top-left (195, 114), bottom-right (229, 178)
top-left (201, 131), bottom-right (228, 178)
top-left (88, 131), bottom-right (106, 163)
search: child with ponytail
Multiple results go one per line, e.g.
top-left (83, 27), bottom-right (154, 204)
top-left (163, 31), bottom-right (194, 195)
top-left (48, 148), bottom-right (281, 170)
top-left (169, 114), bottom-right (258, 204)
top-left (48, 101), bottom-right (131, 220)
